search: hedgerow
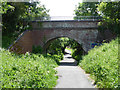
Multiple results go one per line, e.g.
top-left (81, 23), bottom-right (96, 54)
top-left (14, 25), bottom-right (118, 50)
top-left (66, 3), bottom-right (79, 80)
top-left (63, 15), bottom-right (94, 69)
top-left (79, 38), bottom-right (118, 88)
top-left (1, 48), bottom-right (58, 88)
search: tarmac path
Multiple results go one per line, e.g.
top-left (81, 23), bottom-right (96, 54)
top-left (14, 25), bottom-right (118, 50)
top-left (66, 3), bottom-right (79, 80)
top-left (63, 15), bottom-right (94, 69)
top-left (55, 49), bottom-right (96, 88)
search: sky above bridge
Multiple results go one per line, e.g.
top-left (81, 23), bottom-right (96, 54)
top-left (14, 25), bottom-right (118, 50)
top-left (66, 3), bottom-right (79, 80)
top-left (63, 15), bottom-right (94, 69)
top-left (39, 0), bottom-right (82, 20)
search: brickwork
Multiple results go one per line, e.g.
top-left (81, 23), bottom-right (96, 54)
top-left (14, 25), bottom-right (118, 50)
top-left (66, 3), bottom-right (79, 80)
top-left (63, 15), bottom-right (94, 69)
top-left (9, 20), bottom-right (114, 54)
top-left (10, 31), bottom-right (33, 54)
top-left (31, 20), bottom-right (99, 30)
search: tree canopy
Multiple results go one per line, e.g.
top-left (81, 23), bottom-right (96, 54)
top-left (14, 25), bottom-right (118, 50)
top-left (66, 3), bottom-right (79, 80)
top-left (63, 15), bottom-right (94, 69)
top-left (74, 1), bottom-right (120, 34)
top-left (97, 1), bottom-right (120, 34)
top-left (74, 2), bottom-right (99, 16)
top-left (74, 2), bottom-right (100, 19)
top-left (2, 2), bottom-right (49, 35)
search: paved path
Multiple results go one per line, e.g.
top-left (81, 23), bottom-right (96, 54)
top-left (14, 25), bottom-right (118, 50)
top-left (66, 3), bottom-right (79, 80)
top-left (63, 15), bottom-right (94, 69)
top-left (55, 50), bottom-right (95, 88)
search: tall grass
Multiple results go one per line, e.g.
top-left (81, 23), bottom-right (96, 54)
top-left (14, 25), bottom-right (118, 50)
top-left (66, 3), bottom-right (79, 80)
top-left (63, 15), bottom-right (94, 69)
top-left (1, 48), bottom-right (58, 88)
top-left (79, 38), bottom-right (118, 88)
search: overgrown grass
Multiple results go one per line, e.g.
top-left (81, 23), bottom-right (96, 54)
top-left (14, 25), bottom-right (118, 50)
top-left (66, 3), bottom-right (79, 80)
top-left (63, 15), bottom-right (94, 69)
top-left (79, 38), bottom-right (118, 88)
top-left (1, 48), bottom-right (58, 88)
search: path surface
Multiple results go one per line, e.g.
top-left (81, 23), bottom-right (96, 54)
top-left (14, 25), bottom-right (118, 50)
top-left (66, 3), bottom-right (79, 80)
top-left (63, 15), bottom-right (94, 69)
top-left (55, 49), bottom-right (95, 88)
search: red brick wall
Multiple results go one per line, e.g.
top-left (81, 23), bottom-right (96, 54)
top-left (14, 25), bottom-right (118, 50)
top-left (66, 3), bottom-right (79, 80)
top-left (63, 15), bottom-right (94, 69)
top-left (10, 31), bottom-right (33, 54)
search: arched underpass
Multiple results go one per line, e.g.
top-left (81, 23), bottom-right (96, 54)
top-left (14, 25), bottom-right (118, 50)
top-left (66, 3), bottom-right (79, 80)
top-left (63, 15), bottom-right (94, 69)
top-left (45, 36), bottom-right (86, 64)
top-left (43, 36), bottom-right (85, 54)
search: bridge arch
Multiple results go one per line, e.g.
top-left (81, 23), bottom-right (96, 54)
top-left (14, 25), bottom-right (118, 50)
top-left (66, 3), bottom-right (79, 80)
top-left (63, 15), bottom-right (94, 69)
top-left (31, 20), bottom-right (99, 52)
top-left (9, 20), bottom-right (101, 54)
top-left (43, 36), bottom-right (86, 53)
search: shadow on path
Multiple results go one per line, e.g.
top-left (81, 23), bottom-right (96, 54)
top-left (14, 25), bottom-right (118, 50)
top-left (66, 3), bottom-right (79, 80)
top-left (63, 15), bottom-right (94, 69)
top-left (59, 61), bottom-right (77, 66)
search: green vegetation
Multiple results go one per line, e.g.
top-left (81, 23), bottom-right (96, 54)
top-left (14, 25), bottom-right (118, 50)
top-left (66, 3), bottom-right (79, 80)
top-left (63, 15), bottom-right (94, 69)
top-left (1, 35), bottom-right (63, 88)
top-left (32, 45), bottom-right (61, 65)
top-left (2, 35), bottom-right (16, 49)
top-left (2, 2), bottom-right (49, 49)
top-left (2, 2), bottom-right (49, 35)
top-left (74, 2), bottom-right (99, 19)
top-left (32, 45), bottom-right (43, 54)
top-left (47, 37), bottom-right (71, 60)
top-left (97, 2), bottom-right (120, 34)
top-left (72, 49), bottom-right (83, 61)
top-left (70, 42), bottom-right (85, 63)
top-left (46, 37), bottom-right (84, 63)
top-left (1, 48), bottom-right (58, 88)
top-left (1, 1), bottom-right (119, 88)
top-left (1, 2), bottom-right (59, 88)
top-left (79, 38), bottom-right (118, 88)
top-left (74, 1), bottom-right (120, 34)
top-left (74, 2), bottom-right (119, 88)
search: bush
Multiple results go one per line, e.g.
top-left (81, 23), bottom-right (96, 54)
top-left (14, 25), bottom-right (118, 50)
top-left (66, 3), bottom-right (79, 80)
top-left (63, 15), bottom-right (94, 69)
top-left (32, 45), bottom-right (43, 54)
top-left (79, 38), bottom-right (118, 88)
top-left (1, 48), bottom-right (58, 88)
top-left (48, 48), bottom-right (64, 61)
top-left (55, 48), bottom-right (64, 60)
top-left (72, 49), bottom-right (83, 61)
top-left (2, 35), bottom-right (16, 49)
top-left (49, 54), bottom-right (61, 65)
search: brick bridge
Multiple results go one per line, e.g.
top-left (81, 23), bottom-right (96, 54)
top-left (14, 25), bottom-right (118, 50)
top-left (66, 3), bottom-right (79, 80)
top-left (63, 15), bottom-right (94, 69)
top-left (9, 19), bottom-right (114, 54)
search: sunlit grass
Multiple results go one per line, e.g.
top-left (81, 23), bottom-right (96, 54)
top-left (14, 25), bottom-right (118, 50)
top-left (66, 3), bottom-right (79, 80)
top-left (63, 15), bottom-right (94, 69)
top-left (1, 49), bottom-right (58, 88)
top-left (79, 38), bottom-right (119, 88)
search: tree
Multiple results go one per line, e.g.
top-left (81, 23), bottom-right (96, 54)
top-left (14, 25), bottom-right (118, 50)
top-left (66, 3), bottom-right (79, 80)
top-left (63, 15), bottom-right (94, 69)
top-left (74, 2), bottom-right (100, 19)
top-left (1, 1), bottom-right (50, 48)
top-left (47, 37), bottom-right (70, 55)
top-left (97, 1), bottom-right (120, 34)
top-left (73, 2), bottom-right (100, 60)
top-left (2, 2), bottom-right (49, 35)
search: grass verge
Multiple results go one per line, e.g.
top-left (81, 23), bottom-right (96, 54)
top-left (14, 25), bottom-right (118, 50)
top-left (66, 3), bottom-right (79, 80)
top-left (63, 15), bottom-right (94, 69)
top-left (1, 48), bottom-right (58, 88)
top-left (79, 38), bottom-right (118, 88)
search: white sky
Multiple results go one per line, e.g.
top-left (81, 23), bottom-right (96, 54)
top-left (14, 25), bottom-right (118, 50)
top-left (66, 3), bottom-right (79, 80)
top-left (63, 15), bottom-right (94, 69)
top-left (39, 0), bottom-right (82, 18)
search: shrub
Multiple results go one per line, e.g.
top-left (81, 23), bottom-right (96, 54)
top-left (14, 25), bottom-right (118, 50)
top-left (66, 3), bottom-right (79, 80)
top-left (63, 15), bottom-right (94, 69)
top-left (1, 48), bottom-right (58, 88)
top-left (79, 38), bottom-right (118, 88)
top-left (48, 48), bottom-right (64, 61)
top-left (55, 48), bottom-right (64, 60)
top-left (2, 35), bottom-right (16, 49)
top-left (32, 45), bottom-right (43, 54)
top-left (72, 49), bottom-right (83, 61)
